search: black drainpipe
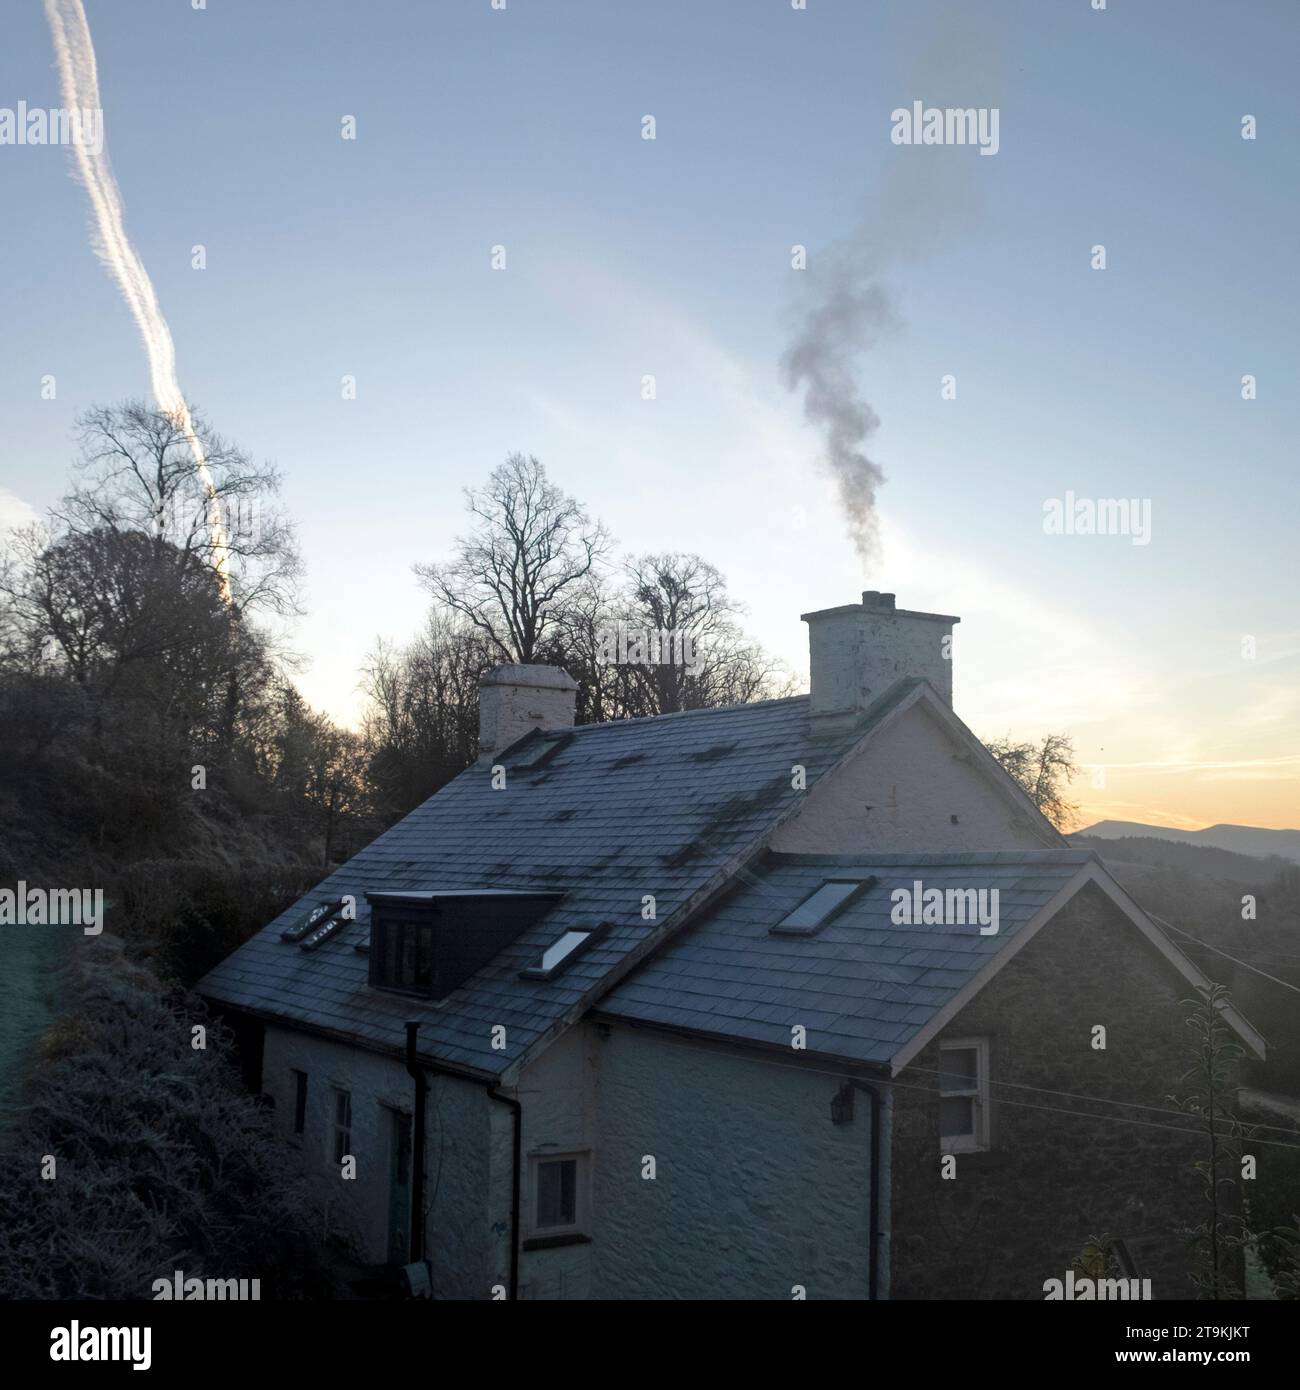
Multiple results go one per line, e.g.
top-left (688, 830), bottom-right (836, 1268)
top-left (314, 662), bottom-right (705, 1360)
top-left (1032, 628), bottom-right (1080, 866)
top-left (403, 1022), bottom-right (522, 1300)
top-left (835, 1078), bottom-right (883, 1300)
top-left (404, 1022), bottom-right (428, 1265)
top-left (487, 1085), bottom-right (522, 1301)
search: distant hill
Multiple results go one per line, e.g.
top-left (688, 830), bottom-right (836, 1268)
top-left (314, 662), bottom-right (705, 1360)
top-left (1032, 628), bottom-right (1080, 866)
top-left (1079, 820), bottom-right (1300, 864)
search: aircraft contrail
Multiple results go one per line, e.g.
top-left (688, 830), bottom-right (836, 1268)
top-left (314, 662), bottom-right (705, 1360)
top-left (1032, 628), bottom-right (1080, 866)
top-left (44, 0), bottom-right (231, 601)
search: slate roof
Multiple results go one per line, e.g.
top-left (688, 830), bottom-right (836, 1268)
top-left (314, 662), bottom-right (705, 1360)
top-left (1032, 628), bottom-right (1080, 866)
top-left (198, 687), bottom-right (920, 1076)
top-left (596, 850), bottom-right (1096, 1067)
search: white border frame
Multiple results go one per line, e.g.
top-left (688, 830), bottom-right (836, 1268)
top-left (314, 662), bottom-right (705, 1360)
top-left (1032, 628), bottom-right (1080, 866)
top-left (526, 1149), bottom-right (591, 1239)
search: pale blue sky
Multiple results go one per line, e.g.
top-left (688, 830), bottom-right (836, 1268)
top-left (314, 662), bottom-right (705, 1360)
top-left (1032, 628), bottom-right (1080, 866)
top-left (2, 0), bottom-right (1296, 828)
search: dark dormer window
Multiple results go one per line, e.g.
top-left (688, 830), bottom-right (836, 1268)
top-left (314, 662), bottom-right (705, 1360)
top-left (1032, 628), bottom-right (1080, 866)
top-left (367, 890), bottom-right (566, 1000)
top-left (520, 923), bottom-right (607, 981)
top-left (769, 878), bottom-right (874, 936)
top-left (370, 907), bottom-right (436, 996)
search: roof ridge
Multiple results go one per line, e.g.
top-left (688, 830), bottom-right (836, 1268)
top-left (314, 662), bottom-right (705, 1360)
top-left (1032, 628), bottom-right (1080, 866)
top-left (565, 692), bottom-right (810, 733)
top-left (765, 849), bottom-right (1096, 866)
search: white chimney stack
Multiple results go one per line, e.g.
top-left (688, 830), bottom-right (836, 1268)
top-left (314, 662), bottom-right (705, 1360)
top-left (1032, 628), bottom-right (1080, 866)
top-left (478, 663), bottom-right (578, 756)
top-left (802, 590), bottom-right (959, 725)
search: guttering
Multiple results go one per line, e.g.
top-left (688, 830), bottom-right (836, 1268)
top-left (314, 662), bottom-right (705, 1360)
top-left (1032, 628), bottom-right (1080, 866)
top-left (201, 1001), bottom-right (498, 1083)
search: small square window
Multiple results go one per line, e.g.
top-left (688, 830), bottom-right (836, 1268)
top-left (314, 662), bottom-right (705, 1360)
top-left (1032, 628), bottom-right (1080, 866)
top-left (332, 1087), bottom-right (352, 1166)
top-left (528, 1152), bottom-right (589, 1237)
top-left (939, 1038), bottom-right (989, 1153)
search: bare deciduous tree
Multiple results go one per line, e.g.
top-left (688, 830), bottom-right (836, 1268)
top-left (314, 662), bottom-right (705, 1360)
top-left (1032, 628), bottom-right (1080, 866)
top-left (415, 452), bottom-right (609, 663)
top-left (983, 732), bottom-right (1080, 830)
top-left (60, 401), bottom-right (302, 619)
top-left (617, 552), bottom-right (792, 715)
top-left (361, 612), bottom-right (496, 817)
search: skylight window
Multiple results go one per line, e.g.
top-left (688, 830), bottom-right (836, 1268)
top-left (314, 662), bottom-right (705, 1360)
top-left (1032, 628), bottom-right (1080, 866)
top-left (511, 733), bottom-right (568, 770)
top-left (520, 924), bottom-right (607, 980)
top-left (281, 899), bottom-right (346, 943)
top-left (300, 910), bottom-right (349, 951)
top-left (769, 878), bottom-right (873, 936)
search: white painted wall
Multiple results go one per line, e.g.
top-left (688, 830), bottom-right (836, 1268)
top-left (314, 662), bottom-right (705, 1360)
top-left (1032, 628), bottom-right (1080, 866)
top-left (773, 702), bottom-right (1054, 853)
top-left (512, 1024), bottom-right (600, 1299)
top-left (262, 1015), bottom-right (884, 1300)
top-left (583, 1023), bottom-right (878, 1299)
top-left (261, 1024), bottom-right (498, 1299)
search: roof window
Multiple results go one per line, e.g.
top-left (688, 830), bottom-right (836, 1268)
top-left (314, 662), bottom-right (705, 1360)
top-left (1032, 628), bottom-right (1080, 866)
top-left (769, 878), bottom-right (874, 936)
top-left (281, 898), bottom-right (346, 944)
top-left (520, 924), bottom-right (607, 980)
top-left (511, 732), bottom-right (569, 771)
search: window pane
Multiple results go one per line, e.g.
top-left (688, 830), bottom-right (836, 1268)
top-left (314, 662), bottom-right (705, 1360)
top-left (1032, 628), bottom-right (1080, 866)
top-left (514, 735), bottom-right (562, 769)
top-left (539, 931), bottom-right (591, 973)
top-left (331, 1088), bottom-right (352, 1163)
top-left (939, 1048), bottom-right (978, 1093)
top-left (776, 881), bottom-right (861, 931)
top-left (940, 1096), bottom-right (974, 1138)
top-left (383, 924), bottom-right (400, 985)
top-left (416, 924), bottom-right (432, 986)
top-left (377, 919), bottom-right (433, 991)
top-left (537, 1159), bottom-right (578, 1228)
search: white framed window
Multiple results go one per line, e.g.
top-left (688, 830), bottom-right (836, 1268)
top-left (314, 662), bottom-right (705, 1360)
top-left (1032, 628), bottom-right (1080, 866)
top-left (520, 924), bottom-right (608, 981)
top-left (938, 1038), bottom-right (989, 1153)
top-left (331, 1086), bottom-right (353, 1166)
top-left (527, 1151), bottom-right (590, 1239)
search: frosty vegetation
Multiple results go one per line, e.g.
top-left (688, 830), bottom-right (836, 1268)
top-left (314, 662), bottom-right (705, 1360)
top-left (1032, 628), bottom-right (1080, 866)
top-left (0, 937), bottom-right (340, 1299)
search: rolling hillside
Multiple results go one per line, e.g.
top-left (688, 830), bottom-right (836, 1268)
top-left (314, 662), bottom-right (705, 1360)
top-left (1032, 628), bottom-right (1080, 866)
top-left (1080, 820), bottom-right (1300, 863)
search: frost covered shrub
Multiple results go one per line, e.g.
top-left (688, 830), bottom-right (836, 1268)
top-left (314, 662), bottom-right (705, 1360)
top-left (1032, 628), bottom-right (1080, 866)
top-left (0, 938), bottom-right (340, 1300)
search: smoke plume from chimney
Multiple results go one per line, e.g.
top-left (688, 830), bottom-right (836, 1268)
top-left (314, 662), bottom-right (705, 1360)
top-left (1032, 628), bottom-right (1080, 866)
top-left (781, 11), bottom-right (1002, 568)
top-left (781, 263), bottom-right (897, 563)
